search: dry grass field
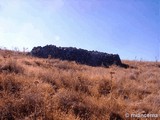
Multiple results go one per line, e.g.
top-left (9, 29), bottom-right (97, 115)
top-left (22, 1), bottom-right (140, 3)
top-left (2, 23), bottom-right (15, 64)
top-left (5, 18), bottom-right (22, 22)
top-left (0, 49), bottom-right (160, 120)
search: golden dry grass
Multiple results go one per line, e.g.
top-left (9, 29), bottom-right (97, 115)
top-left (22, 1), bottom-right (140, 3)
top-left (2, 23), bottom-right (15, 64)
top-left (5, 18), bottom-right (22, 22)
top-left (0, 49), bottom-right (160, 120)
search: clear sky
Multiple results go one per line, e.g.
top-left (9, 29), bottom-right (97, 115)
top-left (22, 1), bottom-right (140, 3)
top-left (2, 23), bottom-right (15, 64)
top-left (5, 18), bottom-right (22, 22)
top-left (0, 0), bottom-right (159, 61)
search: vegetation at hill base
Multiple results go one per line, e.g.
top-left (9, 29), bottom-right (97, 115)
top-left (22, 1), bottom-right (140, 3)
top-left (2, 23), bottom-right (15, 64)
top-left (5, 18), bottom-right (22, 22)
top-left (0, 49), bottom-right (160, 120)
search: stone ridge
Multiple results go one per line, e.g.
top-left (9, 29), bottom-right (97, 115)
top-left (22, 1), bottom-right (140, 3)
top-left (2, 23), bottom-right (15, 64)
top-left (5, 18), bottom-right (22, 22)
top-left (31, 45), bottom-right (128, 68)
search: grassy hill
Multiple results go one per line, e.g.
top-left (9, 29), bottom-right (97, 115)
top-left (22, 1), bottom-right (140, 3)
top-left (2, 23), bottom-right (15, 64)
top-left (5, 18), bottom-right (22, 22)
top-left (0, 49), bottom-right (160, 120)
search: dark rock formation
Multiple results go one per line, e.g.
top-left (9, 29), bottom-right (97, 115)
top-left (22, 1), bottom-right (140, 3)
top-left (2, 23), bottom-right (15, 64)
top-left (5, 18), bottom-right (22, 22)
top-left (30, 45), bottom-right (128, 68)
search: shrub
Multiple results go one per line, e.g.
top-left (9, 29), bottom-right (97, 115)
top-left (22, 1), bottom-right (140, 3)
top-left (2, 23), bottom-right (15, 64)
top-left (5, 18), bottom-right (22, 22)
top-left (57, 90), bottom-right (93, 119)
top-left (0, 74), bottom-right (21, 95)
top-left (0, 60), bottom-right (24, 74)
top-left (98, 80), bottom-right (111, 96)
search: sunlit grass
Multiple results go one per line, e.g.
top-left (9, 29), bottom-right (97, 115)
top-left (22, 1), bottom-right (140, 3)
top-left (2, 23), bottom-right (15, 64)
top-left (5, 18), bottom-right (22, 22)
top-left (0, 49), bottom-right (160, 120)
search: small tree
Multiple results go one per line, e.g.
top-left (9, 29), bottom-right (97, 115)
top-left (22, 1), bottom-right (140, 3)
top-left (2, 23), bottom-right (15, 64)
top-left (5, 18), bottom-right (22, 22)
top-left (23, 47), bottom-right (28, 54)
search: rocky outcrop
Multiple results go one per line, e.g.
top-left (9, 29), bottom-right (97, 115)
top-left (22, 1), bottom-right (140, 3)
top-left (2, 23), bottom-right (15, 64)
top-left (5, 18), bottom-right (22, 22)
top-left (30, 45), bottom-right (128, 68)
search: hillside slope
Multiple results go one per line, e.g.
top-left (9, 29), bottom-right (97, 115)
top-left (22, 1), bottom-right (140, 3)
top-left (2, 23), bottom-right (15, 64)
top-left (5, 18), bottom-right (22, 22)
top-left (0, 49), bottom-right (160, 120)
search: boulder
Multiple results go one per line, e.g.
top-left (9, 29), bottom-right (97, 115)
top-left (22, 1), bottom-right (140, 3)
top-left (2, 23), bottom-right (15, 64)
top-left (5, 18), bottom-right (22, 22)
top-left (30, 45), bottom-right (128, 68)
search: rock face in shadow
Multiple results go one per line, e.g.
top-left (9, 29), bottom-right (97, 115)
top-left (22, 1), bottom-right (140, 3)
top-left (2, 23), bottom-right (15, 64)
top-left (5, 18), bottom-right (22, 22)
top-left (31, 45), bottom-right (128, 68)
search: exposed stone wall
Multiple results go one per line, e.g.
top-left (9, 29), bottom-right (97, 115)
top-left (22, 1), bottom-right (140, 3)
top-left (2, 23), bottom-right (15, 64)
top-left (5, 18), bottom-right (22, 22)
top-left (31, 45), bottom-right (128, 68)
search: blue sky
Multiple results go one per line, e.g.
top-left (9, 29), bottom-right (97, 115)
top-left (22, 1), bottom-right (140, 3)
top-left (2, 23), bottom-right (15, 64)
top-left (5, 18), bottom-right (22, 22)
top-left (0, 0), bottom-right (159, 61)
